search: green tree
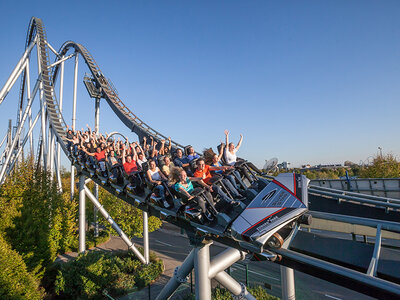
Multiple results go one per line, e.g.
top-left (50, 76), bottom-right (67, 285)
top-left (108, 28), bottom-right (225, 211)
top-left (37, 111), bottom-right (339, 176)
top-left (359, 154), bottom-right (400, 178)
top-left (0, 233), bottom-right (44, 299)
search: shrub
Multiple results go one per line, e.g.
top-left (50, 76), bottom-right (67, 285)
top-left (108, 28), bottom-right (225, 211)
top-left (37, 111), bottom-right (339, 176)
top-left (0, 233), bottom-right (44, 299)
top-left (55, 250), bottom-right (163, 299)
top-left (183, 285), bottom-right (278, 300)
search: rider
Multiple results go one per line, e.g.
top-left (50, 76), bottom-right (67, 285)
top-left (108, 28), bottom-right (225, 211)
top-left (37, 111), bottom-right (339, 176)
top-left (193, 158), bottom-right (243, 205)
top-left (173, 168), bottom-right (214, 221)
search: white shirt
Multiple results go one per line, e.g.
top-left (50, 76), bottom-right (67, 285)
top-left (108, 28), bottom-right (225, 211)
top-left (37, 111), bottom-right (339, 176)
top-left (149, 167), bottom-right (162, 181)
top-left (225, 148), bottom-right (237, 166)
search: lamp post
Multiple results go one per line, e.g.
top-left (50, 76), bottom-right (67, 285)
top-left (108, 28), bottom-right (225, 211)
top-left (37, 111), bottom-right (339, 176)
top-left (378, 147), bottom-right (382, 157)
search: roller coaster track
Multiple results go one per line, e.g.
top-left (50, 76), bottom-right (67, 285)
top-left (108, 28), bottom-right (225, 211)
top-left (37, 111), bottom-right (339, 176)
top-left (1, 17), bottom-right (400, 299)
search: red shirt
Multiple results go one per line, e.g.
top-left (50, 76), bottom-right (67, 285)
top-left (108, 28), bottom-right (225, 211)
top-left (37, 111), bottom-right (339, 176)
top-left (124, 160), bottom-right (138, 174)
top-left (94, 150), bottom-right (106, 161)
top-left (194, 165), bottom-right (212, 184)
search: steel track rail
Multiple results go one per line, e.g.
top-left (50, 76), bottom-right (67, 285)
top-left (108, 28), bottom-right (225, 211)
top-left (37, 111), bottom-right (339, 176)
top-left (51, 41), bottom-right (185, 149)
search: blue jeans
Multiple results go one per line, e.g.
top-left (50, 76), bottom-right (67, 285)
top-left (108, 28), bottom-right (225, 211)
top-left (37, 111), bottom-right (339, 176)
top-left (233, 170), bottom-right (246, 189)
top-left (154, 184), bottom-right (165, 198)
top-left (212, 184), bottom-right (232, 203)
top-left (221, 177), bottom-right (241, 198)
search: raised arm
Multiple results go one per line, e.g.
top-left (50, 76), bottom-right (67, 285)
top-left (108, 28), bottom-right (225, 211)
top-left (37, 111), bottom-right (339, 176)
top-left (159, 140), bottom-right (166, 155)
top-left (137, 142), bottom-right (145, 155)
top-left (151, 141), bottom-right (158, 158)
top-left (236, 134), bottom-right (243, 150)
top-left (130, 142), bottom-right (138, 161)
top-left (121, 145), bottom-right (127, 164)
top-left (143, 136), bottom-right (147, 150)
top-left (167, 137), bottom-right (172, 152)
top-left (217, 142), bottom-right (225, 162)
top-left (224, 130), bottom-right (229, 147)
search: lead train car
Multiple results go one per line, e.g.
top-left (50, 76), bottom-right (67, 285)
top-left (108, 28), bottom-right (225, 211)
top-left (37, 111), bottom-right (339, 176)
top-left (230, 173), bottom-right (309, 249)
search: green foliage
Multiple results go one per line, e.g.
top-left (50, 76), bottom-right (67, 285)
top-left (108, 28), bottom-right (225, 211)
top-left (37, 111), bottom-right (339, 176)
top-left (4, 166), bottom-right (78, 279)
top-left (68, 229), bottom-right (110, 253)
top-left (55, 250), bottom-right (163, 299)
top-left (359, 154), bottom-right (400, 178)
top-left (183, 286), bottom-right (278, 299)
top-left (248, 285), bottom-right (279, 299)
top-left (0, 233), bottom-right (44, 299)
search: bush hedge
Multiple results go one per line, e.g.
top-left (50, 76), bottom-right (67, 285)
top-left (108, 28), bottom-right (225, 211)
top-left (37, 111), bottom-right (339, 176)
top-left (0, 234), bottom-right (44, 299)
top-left (54, 250), bottom-right (163, 299)
top-left (184, 286), bottom-right (278, 300)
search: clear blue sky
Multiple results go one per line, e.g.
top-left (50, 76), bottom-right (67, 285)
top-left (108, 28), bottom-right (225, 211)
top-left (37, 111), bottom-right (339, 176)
top-left (0, 1), bottom-right (399, 168)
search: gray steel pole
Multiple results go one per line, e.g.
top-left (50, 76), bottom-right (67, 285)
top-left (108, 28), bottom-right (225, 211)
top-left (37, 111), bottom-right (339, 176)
top-left (84, 186), bottom-right (146, 263)
top-left (214, 271), bottom-right (256, 300)
top-left (0, 39), bottom-right (36, 104)
top-left (37, 47), bottom-right (47, 169)
top-left (194, 243), bottom-right (212, 300)
top-left (143, 211), bottom-right (149, 264)
top-left (156, 249), bottom-right (195, 300)
top-left (56, 56), bottom-right (64, 190)
top-left (72, 53), bottom-right (78, 131)
top-left (208, 247), bottom-right (245, 278)
top-left (0, 78), bottom-right (40, 183)
top-left (70, 166), bottom-right (75, 201)
top-left (70, 53), bottom-right (78, 201)
top-left (79, 175), bottom-right (86, 253)
top-left (281, 266), bottom-right (295, 300)
top-left (25, 60), bottom-right (34, 156)
top-left (94, 97), bottom-right (100, 237)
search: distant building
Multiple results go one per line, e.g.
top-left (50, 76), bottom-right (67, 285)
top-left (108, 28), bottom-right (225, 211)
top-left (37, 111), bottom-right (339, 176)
top-left (278, 161), bottom-right (290, 170)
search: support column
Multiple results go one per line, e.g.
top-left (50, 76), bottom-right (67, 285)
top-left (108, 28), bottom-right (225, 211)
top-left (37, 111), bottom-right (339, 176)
top-left (194, 242), bottom-right (212, 300)
top-left (281, 266), bottom-right (295, 300)
top-left (156, 249), bottom-right (195, 300)
top-left (70, 165), bottom-right (75, 201)
top-left (56, 56), bottom-right (64, 190)
top-left (37, 46), bottom-right (47, 169)
top-left (71, 53), bottom-right (78, 201)
top-left (84, 186), bottom-right (146, 263)
top-left (79, 175), bottom-right (86, 253)
top-left (214, 272), bottom-right (256, 300)
top-left (143, 211), bottom-right (149, 264)
top-left (25, 60), bottom-right (34, 156)
top-left (93, 97), bottom-right (100, 237)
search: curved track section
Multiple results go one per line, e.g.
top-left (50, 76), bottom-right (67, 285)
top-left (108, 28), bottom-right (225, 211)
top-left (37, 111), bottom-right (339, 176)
top-left (25, 18), bottom-right (68, 154)
top-left (51, 41), bottom-right (185, 149)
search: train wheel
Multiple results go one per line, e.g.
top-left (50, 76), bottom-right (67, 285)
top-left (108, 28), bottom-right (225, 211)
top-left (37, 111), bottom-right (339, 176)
top-left (267, 232), bottom-right (284, 249)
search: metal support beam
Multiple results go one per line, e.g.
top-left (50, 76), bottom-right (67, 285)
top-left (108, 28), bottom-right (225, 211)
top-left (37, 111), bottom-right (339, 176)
top-left (84, 186), bottom-right (146, 263)
top-left (70, 165), bottom-right (75, 201)
top-left (0, 77), bottom-right (40, 183)
top-left (208, 247), bottom-right (245, 278)
top-left (367, 225), bottom-right (382, 277)
top-left (79, 175), bottom-right (86, 253)
top-left (194, 242), bottom-right (212, 300)
top-left (37, 45), bottom-right (47, 169)
top-left (214, 271), bottom-right (256, 300)
top-left (156, 249), bottom-right (195, 300)
top-left (93, 97), bottom-right (100, 237)
top-left (0, 39), bottom-right (36, 104)
top-left (72, 52), bottom-right (78, 131)
top-left (281, 266), bottom-right (296, 300)
top-left (6, 110), bottom-right (41, 176)
top-left (143, 211), bottom-right (149, 264)
top-left (25, 59), bottom-right (34, 156)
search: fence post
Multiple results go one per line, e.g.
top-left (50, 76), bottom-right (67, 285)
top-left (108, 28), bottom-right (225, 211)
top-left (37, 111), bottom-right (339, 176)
top-left (245, 264), bottom-right (249, 287)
